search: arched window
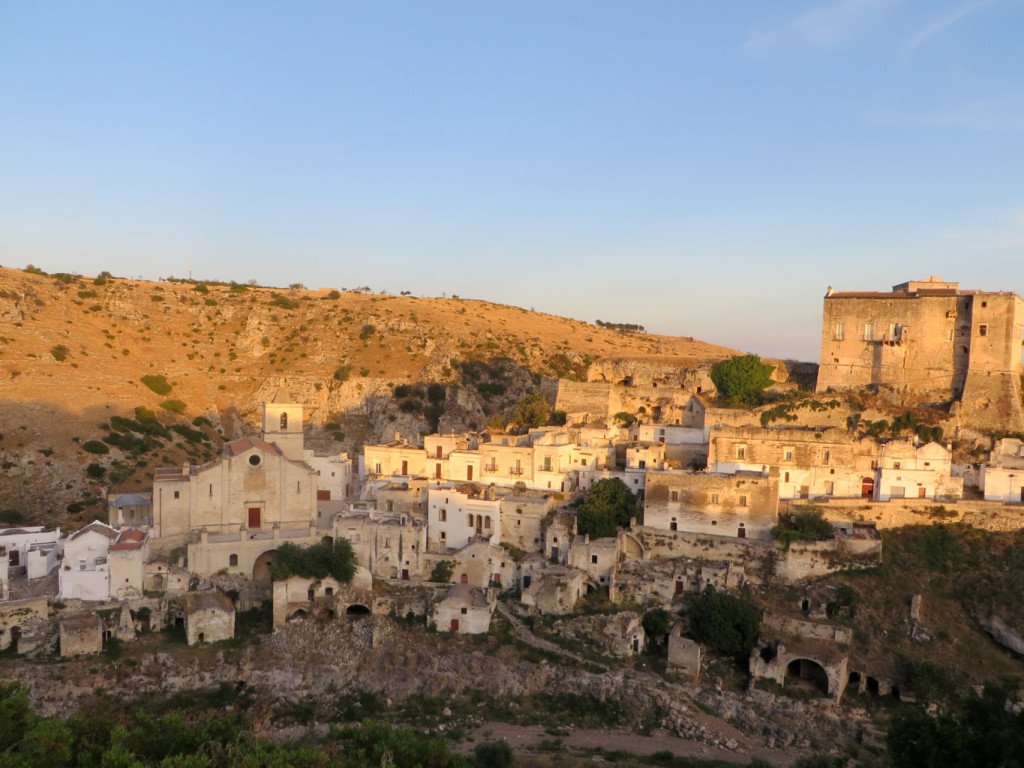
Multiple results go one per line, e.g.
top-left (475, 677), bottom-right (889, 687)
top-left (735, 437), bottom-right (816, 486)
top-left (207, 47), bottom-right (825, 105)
top-left (229, 554), bottom-right (238, 567)
top-left (280, 412), bottom-right (288, 430)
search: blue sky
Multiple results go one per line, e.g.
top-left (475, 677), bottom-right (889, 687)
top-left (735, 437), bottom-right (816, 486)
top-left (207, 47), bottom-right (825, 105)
top-left (1, 1), bottom-right (1022, 361)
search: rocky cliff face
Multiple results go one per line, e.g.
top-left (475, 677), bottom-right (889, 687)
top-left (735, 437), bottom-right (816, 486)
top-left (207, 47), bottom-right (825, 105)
top-left (0, 614), bottom-right (869, 760)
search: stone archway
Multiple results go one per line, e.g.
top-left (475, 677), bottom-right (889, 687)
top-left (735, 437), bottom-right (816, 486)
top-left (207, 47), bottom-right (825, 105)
top-left (287, 609), bottom-right (308, 622)
top-left (253, 550), bottom-right (278, 585)
top-left (785, 658), bottom-right (830, 695)
top-left (861, 477), bottom-right (875, 499)
top-left (346, 603), bottom-right (371, 616)
top-left (620, 533), bottom-right (644, 560)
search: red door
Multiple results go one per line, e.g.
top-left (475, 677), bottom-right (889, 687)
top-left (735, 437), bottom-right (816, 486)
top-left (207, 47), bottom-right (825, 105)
top-left (248, 507), bottom-right (261, 528)
top-left (918, 487), bottom-right (927, 498)
top-left (450, 619), bottom-right (459, 632)
top-left (460, 573), bottom-right (468, 584)
top-left (467, 466), bottom-right (473, 481)
top-left (861, 478), bottom-right (874, 499)
top-left (317, 490), bottom-right (330, 501)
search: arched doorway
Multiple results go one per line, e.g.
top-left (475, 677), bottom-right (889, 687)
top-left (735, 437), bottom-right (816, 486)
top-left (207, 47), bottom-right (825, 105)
top-left (346, 604), bottom-right (371, 616)
top-left (861, 477), bottom-right (875, 498)
top-left (316, 607), bottom-right (336, 620)
top-left (785, 658), bottom-right (830, 695)
top-left (253, 550), bottom-right (278, 585)
top-left (287, 609), bottom-right (308, 622)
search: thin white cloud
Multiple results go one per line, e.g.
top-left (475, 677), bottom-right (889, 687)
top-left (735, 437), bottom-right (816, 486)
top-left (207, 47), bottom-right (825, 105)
top-left (903, 0), bottom-right (1003, 54)
top-left (863, 91), bottom-right (1024, 130)
top-left (745, 0), bottom-right (895, 54)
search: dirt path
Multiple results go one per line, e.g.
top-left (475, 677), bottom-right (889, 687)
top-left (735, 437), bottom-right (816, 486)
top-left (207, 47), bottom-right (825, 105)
top-left (458, 721), bottom-right (801, 766)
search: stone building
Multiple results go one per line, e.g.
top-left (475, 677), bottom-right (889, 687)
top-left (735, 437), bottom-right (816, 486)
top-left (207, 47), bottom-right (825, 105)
top-left (153, 390), bottom-right (352, 580)
top-left (706, 426), bottom-right (961, 503)
top-left (334, 507), bottom-right (428, 581)
top-left (749, 613), bottom-right (853, 701)
top-left (426, 485), bottom-right (501, 554)
top-left (59, 612), bottom-right (102, 657)
top-left (980, 438), bottom-right (1024, 503)
top-left (364, 428), bottom-right (586, 494)
top-left (271, 569), bottom-right (374, 627)
top-left (0, 526), bottom-right (62, 583)
top-left (520, 564), bottom-right (586, 615)
top-left (429, 583), bottom-right (495, 634)
top-left (108, 492), bottom-right (152, 527)
top-left (176, 592), bottom-right (235, 645)
top-left (0, 597), bottom-right (47, 651)
top-left (816, 278), bottom-right (1024, 431)
top-left (59, 524), bottom-right (148, 601)
top-left (643, 469), bottom-right (779, 540)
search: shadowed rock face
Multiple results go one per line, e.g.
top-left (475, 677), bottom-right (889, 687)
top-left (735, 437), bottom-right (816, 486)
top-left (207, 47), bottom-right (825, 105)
top-left (976, 612), bottom-right (1024, 656)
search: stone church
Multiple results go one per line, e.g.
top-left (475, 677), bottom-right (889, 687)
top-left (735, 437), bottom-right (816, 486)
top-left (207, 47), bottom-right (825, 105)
top-left (151, 389), bottom-right (335, 580)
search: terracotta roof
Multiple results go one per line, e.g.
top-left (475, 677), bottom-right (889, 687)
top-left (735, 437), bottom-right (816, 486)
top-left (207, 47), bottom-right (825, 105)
top-left (225, 437), bottom-right (283, 457)
top-left (110, 529), bottom-right (146, 551)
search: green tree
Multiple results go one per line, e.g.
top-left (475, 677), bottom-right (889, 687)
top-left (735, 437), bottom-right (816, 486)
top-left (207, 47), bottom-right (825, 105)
top-left (771, 505), bottom-right (835, 548)
top-left (268, 539), bottom-right (356, 583)
top-left (888, 684), bottom-right (1024, 768)
top-left (430, 560), bottom-right (454, 583)
top-left (512, 390), bottom-right (551, 428)
top-left (710, 355), bottom-right (775, 407)
top-left (576, 478), bottom-right (640, 538)
top-left (688, 586), bottom-right (761, 657)
top-left (642, 607), bottom-right (671, 648)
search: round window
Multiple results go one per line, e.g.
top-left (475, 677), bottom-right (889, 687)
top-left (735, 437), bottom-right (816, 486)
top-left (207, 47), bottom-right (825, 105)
top-left (249, 454), bottom-right (261, 467)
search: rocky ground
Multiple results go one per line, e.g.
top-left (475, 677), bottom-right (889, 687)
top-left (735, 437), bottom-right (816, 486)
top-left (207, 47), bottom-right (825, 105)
top-left (0, 613), bottom-right (871, 766)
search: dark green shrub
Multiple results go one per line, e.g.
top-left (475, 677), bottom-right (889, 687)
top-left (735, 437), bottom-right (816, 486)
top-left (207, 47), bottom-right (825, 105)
top-left (430, 560), bottom-right (454, 583)
top-left (269, 539), bottom-right (356, 583)
top-left (82, 440), bottom-right (110, 455)
top-left (576, 478), bottom-right (639, 538)
top-left (50, 344), bottom-right (69, 361)
top-left (710, 354), bottom-right (775, 407)
top-left (689, 586), bottom-right (761, 657)
top-left (140, 375), bottom-right (172, 395)
top-left (86, 463), bottom-right (106, 479)
top-left (159, 400), bottom-right (187, 414)
top-left (474, 740), bottom-right (513, 768)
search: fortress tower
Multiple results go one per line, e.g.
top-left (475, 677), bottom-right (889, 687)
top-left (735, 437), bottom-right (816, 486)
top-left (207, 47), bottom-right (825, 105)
top-left (816, 278), bottom-right (1024, 432)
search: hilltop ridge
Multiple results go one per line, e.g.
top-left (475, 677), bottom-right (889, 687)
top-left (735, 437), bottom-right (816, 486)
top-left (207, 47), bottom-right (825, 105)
top-left (0, 266), bottom-right (740, 524)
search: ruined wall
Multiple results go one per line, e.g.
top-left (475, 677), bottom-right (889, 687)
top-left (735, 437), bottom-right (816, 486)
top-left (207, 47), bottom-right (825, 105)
top-left (817, 496), bottom-right (1024, 532)
top-left (773, 538), bottom-right (882, 583)
top-left (0, 597), bottom-right (48, 650)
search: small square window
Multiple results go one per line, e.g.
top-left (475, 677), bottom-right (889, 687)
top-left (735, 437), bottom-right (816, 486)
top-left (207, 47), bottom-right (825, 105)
top-left (591, 555), bottom-right (598, 564)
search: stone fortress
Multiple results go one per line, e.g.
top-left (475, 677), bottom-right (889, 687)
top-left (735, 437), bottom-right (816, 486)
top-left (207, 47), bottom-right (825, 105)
top-left (816, 277), bottom-right (1024, 432)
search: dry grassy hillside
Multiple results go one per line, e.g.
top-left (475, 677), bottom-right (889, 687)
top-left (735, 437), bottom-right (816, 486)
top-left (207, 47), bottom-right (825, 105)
top-left (0, 266), bottom-right (738, 526)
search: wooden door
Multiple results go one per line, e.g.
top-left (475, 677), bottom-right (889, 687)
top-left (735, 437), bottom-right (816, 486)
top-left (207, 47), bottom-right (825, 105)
top-left (248, 507), bottom-right (261, 528)
top-left (450, 619), bottom-right (459, 632)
